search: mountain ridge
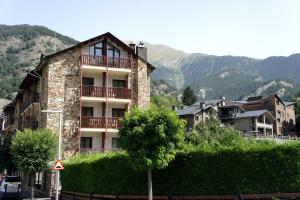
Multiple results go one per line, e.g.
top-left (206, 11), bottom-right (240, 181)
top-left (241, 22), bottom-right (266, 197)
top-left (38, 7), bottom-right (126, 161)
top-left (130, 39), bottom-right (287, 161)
top-left (0, 24), bottom-right (299, 102)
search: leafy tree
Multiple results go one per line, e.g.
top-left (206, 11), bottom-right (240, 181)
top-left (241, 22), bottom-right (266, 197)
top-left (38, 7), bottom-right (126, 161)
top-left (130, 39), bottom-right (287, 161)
top-left (186, 118), bottom-right (243, 149)
top-left (11, 129), bottom-right (57, 199)
top-left (118, 106), bottom-right (185, 200)
top-left (151, 95), bottom-right (182, 108)
top-left (182, 86), bottom-right (197, 106)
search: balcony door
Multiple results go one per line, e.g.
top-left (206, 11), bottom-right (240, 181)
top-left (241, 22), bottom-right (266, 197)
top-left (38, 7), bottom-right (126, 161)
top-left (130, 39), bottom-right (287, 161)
top-left (82, 77), bottom-right (95, 96)
top-left (82, 107), bottom-right (93, 116)
top-left (80, 137), bottom-right (92, 149)
top-left (82, 77), bottom-right (94, 86)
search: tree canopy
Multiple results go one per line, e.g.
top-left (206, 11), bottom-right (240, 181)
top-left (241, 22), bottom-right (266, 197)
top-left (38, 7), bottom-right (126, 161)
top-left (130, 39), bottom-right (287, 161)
top-left (11, 128), bottom-right (57, 173)
top-left (182, 86), bottom-right (197, 106)
top-left (119, 106), bottom-right (185, 170)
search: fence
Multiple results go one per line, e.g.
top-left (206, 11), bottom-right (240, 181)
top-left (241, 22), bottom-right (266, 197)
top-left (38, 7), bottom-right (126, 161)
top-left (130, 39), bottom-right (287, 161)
top-left (60, 191), bottom-right (300, 200)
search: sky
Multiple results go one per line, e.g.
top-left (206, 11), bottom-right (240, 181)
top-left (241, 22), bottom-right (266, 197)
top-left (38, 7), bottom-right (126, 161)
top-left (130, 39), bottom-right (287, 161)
top-left (1, 0), bottom-right (300, 59)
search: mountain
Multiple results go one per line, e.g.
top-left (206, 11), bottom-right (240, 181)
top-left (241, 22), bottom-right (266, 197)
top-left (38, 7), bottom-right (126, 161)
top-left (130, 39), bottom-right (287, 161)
top-left (0, 24), bottom-right (78, 99)
top-left (0, 24), bottom-right (299, 102)
top-left (146, 44), bottom-right (300, 101)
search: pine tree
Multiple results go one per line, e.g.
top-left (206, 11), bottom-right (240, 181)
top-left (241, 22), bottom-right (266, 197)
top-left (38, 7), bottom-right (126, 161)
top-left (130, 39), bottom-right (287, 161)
top-left (182, 86), bottom-right (197, 106)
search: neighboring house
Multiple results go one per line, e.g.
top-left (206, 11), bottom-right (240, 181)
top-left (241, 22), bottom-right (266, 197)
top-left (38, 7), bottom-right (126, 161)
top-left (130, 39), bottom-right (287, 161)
top-left (241, 95), bottom-right (296, 135)
top-left (233, 110), bottom-right (275, 136)
top-left (219, 104), bottom-right (275, 136)
top-left (3, 32), bottom-right (155, 158)
top-left (177, 98), bottom-right (226, 131)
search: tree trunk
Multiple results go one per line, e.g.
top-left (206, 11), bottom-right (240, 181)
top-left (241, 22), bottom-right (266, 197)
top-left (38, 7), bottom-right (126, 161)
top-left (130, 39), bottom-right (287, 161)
top-left (148, 168), bottom-right (153, 200)
top-left (31, 173), bottom-right (35, 200)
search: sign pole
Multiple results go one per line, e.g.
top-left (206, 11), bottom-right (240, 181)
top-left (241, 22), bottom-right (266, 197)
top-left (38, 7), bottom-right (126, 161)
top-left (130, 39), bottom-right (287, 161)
top-left (56, 112), bottom-right (62, 200)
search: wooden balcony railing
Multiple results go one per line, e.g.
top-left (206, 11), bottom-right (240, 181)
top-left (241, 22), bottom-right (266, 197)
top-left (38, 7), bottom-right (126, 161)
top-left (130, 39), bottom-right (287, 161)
top-left (20, 93), bottom-right (40, 113)
top-left (81, 116), bottom-right (122, 129)
top-left (82, 86), bottom-right (131, 99)
top-left (80, 148), bottom-right (121, 154)
top-left (81, 55), bottom-right (132, 69)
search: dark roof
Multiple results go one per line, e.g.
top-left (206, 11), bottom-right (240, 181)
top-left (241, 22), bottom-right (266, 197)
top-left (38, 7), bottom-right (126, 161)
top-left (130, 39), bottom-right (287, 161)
top-left (235, 109), bottom-right (275, 120)
top-left (284, 101), bottom-right (295, 106)
top-left (193, 99), bottom-right (224, 106)
top-left (219, 104), bottom-right (245, 111)
top-left (177, 105), bottom-right (213, 116)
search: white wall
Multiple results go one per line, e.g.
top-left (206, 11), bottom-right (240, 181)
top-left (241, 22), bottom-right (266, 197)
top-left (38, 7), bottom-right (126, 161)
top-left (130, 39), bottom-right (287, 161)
top-left (80, 131), bottom-right (119, 149)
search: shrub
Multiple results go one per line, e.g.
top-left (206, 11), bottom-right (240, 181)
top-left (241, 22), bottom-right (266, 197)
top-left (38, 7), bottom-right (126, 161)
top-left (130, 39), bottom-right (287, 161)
top-left (61, 142), bottom-right (300, 195)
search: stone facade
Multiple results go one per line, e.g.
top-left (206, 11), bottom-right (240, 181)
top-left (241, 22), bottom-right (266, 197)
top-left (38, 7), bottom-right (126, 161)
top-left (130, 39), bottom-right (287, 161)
top-left (3, 32), bottom-right (154, 160)
top-left (43, 48), bottom-right (81, 158)
top-left (242, 95), bottom-right (296, 135)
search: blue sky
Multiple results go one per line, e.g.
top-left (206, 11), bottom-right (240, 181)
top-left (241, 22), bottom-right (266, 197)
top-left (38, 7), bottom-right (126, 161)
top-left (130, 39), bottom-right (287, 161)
top-left (1, 0), bottom-right (300, 58)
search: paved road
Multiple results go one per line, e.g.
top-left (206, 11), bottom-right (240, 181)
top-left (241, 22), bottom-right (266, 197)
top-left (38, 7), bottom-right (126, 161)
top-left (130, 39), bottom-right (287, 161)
top-left (1, 187), bottom-right (51, 200)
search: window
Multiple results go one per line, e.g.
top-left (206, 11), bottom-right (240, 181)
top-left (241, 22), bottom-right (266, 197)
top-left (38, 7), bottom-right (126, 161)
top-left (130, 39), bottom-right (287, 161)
top-left (80, 137), bottom-right (92, 148)
top-left (195, 115), bottom-right (199, 121)
top-left (112, 108), bottom-right (125, 118)
top-left (277, 118), bottom-right (280, 123)
top-left (112, 79), bottom-right (126, 88)
top-left (108, 43), bottom-right (120, 58)
top-left (277, 110), bottom-right (281, 117)
top-left (89, 42), bottom-right (103, 56)
top-left (276, 100), bottom-right (279, 105)
top-left (82, 107), bottom-right (93, 116)
top-left (112, 138), bottom-right (120, 149)
top-left (82, 77), bottom-right (94, 86)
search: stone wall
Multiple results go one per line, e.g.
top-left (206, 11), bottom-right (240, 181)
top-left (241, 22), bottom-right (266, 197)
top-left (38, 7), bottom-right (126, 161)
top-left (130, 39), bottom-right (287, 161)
top-left (136, 59), bottom-right (151, 108)
top-left (42, 48), bottom-right (81, 159)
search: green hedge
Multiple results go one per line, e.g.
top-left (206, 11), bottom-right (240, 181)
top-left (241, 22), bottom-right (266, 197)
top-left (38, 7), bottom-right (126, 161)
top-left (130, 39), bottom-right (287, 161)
top-left (61, 142), bottom-right (300, 195)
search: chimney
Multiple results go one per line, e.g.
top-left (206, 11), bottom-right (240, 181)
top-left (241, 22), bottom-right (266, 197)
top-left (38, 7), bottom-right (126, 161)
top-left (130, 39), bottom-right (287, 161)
top-left (200, 102), bottom-right (206, 109)
top-left (129, 42), bottom-right (136, 53)
top-left (136, 41), bottom-right (147, 61)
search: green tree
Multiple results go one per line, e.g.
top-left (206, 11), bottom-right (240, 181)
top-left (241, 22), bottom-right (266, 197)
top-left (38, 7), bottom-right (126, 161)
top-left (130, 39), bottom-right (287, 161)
top-left (0, 133), bottom-right (15, 173)
top-left (118, 106), bottom-right (185, 200)
top-left (11, 129), bottom-right (57, 199)
top-left (151, 95), bottom-right (182, 108)
top-left (182, 86), bottom-right (197, 106)
top-left (186, 118), bottom-right (243, 149)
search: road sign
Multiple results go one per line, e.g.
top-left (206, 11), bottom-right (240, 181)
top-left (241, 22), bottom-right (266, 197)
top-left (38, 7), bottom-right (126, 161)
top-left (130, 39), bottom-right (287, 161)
top-left (52, 160), bottom-right (64, 170)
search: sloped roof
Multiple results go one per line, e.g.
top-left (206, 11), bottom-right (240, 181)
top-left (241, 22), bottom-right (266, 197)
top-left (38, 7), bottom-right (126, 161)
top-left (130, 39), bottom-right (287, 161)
top-left (177, 105), bottom-right (213, 116)
top-left (193, 99), bottom-right (224, 106)
top-left (37, 32), bottom-right (155, 71)
top-left (284, 101), bottom-right (295, 106)
top-left (235, 109), bottom-right (275, 120)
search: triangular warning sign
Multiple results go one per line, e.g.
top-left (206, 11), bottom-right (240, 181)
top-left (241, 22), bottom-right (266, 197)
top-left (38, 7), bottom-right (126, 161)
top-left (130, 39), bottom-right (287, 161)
top-left (52, 160), bottom-right (64, 170)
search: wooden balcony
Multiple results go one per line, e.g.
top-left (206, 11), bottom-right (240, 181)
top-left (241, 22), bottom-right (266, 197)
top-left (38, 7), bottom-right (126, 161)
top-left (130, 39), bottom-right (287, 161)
top-left (82, 86), bottom-right (131, 99)
top-left (81, 116), bottom-right (122, 129)
top-left (80, 148), bottom-right (121, 154)
top-left (20, 93), bottom-right (39, 113)
top-left (81, 55), bottom-right (132, 69)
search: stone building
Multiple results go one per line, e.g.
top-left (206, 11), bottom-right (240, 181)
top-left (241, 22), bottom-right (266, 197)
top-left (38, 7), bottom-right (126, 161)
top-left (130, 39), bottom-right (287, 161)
top-left (241, 95), bottom-right (296, 136)
top-left (176, 98), bottom-right (226, 131)
top-left (2, 32), bottom-right (155, 158)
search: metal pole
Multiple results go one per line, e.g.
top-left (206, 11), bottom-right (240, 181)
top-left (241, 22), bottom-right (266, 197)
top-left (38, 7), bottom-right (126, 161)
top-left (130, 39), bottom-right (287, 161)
top-left (56, 112), bottom-right (62, 200)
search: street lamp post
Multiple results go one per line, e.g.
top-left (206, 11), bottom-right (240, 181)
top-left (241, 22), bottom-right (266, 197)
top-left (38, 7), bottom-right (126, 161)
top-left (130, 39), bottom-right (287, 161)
top-left (41, 109), bottom-right (62, 200)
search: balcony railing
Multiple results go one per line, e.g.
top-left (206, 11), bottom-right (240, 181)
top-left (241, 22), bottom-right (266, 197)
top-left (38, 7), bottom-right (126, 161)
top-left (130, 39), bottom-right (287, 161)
top-left (81, 55), bottom-right (132, 69)
top-left (82, 86), bottom-right (131, 99)
top-left (80, 148), bottom-right (121, 154)
top-left (81, 116), bottom-right (122, 129)
top-left (20, 93), bottom-right (39, 113)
